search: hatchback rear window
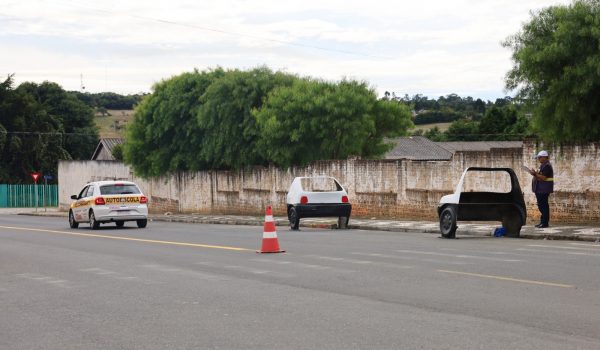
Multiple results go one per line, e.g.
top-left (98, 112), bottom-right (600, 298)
top-left (300, 178), bottom-right (343, 192)
top-left (100, 184), bottom-right (141, 195)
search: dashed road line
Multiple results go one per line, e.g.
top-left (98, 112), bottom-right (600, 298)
top-left (438, 269), bottom-right (574, 288)
top-left (396, 249), bottom-right (522, 262)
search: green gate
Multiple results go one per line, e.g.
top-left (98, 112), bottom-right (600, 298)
top-left (0, 184), bottom-right (58, 208)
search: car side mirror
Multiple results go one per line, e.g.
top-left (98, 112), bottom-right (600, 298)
top-left (71, 195), bottom-right (78, 200)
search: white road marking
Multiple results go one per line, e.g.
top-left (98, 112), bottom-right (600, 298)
top-left (396, 249), bottom-right (522, 262)
top-left (528, 244), bottom-right (600, 252)
top-left (350, 252), bottom-right (471, 266)
top-left (517, 248), bottom-right (600, 257)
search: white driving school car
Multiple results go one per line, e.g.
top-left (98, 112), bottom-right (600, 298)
top-left (69, 181), bottom-right (149, 229)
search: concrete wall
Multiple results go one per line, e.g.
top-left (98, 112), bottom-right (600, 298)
top-left (58, 141), bottom-right (600, 224)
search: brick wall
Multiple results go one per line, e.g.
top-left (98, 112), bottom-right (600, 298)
top-left (58, 141), bottom-right (600, 224)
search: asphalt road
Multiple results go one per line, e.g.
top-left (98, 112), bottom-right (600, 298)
top-left (1, 214), bottom-right (600, 350)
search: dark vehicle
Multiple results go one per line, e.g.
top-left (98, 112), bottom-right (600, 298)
top-left (437, 167), bottom-right (526, 238)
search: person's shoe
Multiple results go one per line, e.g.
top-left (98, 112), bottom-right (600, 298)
top-left (534, 223), bottom-right (543, 228)
top-left (538, 224), bottom-right (549, 228)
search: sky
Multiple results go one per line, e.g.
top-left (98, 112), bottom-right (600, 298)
top-left (0, 0), bottom-right (570, 100)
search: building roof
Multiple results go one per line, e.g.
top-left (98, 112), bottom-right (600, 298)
top-left (91, 138), bottom-right (124, 160)
top-left (437, 141), bottom-right (523, 153)
top-left (385, 136), bottom-right (453, 161)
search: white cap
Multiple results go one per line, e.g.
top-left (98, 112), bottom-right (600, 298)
top-left (536, 150), bottom-right (549, 158)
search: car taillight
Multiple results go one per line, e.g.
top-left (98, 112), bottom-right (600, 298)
top-left (140, 196), bottom-right (148, 204)
top-left (342, 195), bottom-right (349, 203)
top-left (95, 197), bottom-right (105, 205)
top-left (300, 196), bottom-right (308, 204)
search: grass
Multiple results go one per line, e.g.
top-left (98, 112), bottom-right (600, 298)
top-left (94, 109), bottom-right (134, 138)
top-left (412, 122), bottom-right (453, 132)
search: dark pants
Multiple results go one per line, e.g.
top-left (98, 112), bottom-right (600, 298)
top-left (535, 193), bottom-right (550, 226)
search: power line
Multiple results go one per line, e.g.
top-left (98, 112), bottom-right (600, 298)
top-left (53, 1), bottom-right (392, 60)
top-left (0, 131), bottom-right (98, 136)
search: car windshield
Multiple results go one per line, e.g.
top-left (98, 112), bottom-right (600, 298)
top-left (100, 184), bottom-right (141, 195)
top-left (300, 178), bottom-right (342, 192)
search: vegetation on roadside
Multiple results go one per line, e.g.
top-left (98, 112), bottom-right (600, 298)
top-left (123, 67), bottom-right (413, 177)
top-left (0, 75), bottom-right (98, 183)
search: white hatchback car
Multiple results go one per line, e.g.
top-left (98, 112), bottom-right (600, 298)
top-left (69, 181), bottom-right (149, 229)
top-left (286, 176), bottom-right (352, 230)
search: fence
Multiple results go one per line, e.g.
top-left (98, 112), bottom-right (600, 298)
top-left (0, 184), bottom-right (58, 208)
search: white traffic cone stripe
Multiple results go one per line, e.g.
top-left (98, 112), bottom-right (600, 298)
top-left (263, 231), bottom-right (278, 239)
top-left (265, 215), bottom-right (274, 222)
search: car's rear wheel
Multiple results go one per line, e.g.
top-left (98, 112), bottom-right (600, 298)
top-left (89, 210), bottom-right (100, 230)
top-left (288, 207), bottom-right (299, 230)
top-left (502, 214), bottom-right (522, 238)
top-left (69, 210), bottom-right (79, 229)
top-left (137, 219), bottom-right (147, 228)
top-left (115, 221), bottom-right (125, 228)
top-left (338, 216), bottom-right (349, 229)
top-left (440, 206), bottom-right (457, 238)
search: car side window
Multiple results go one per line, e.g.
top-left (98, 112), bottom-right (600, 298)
top-left (86, 186), bottom-right (95, 198)
top-left (78, 186), bottom-right (88, 199)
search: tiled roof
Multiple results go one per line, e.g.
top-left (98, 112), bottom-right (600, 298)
top-left (437, 141), bottom-right (523, 152)
top-left (91, 138), bottom-right (124, 160)
top-left (385, 136), bottom-right (453, 160)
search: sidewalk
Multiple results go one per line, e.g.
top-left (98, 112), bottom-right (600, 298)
top-left (2, 208), bottom-right (600, 242)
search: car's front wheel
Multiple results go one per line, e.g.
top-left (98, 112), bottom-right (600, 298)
top-left (288, 207), bottom-right (299, 230)
top-left (440, 206), bottom-right (457, 238)
top-left (137, 219), bottom-right (147, 228)
top-left (89, 210), bottom-right (100, 230)
top-left (69, 210), bottom-right (79, 229)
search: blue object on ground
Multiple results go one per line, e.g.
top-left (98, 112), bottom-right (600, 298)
top-left (494, 227), bottom-right (506, 237)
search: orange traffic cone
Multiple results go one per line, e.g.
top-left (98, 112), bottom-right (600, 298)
top-left (257, 206), bottom-right (285, 253)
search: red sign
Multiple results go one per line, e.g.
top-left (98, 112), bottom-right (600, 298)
top-left (31, 172), bottom-right (41, 183)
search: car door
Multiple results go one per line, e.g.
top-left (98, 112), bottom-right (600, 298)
top-left (74, 185), bottom-right (92, 222)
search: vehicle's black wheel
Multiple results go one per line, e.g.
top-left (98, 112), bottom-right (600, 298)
top-left (338, 216), bottom-right (349, 229)
top-left (288, 207), bottom-right (299, 230)
top-left (69, 210), bottom-right (79, 229)
top-left (440, 206), bottom-right (457, 238)
top-left (502, 215), bottom-right (522, 238)
top-left (136, 219), bottom-right (147, 228)
top-left (115, 221), bottom-right (125, 228)
top-left (89, 210), bottom-right (100, 230)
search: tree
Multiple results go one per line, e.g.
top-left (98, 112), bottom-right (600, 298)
top-left (124, 68), bottom-right (226, 177)
top-left (0, 76), bottom-right (97, 183)
top-left (111, 143), bottom-right (124, 161)
top-left (424, 127), bottom-right (446, 142)
top-left (504, 0), bottom-right (600, 141)
top-left (196, 67), bottom-right (296, 169)
top-left (445, 119), bottom-right (480, 141)
top-left (254, 78), bottom-right (413, 168)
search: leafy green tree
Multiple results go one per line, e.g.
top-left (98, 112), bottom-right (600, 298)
top-left (479, 105), bottom-right (514, 139)
top-left (111, 143), bottom-right (124, 161)
top-left (0, 76), bottom-right (96, 183)
top-left (445, 119), bottom-right (480, 141)
top-left (479, 105), bottom-right (530, 140)
top-left (504, 0), bottom-right (600, 141)
top-left (17, 81), bottom-right (98, 160)
top-left (196, 67), bottom-right (296, 169)
top-left (424, 127), bottom-right (446, 141)
top-left (124, 68), bottom-right (226, 177)
top-left (254, 78), bottom-right (413, 168)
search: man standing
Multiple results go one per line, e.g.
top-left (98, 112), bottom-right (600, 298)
top-left (528, 150), bottom-right (554, 228)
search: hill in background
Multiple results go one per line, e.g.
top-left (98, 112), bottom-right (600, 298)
top-left (94, 109), bottom-right (134, 138)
